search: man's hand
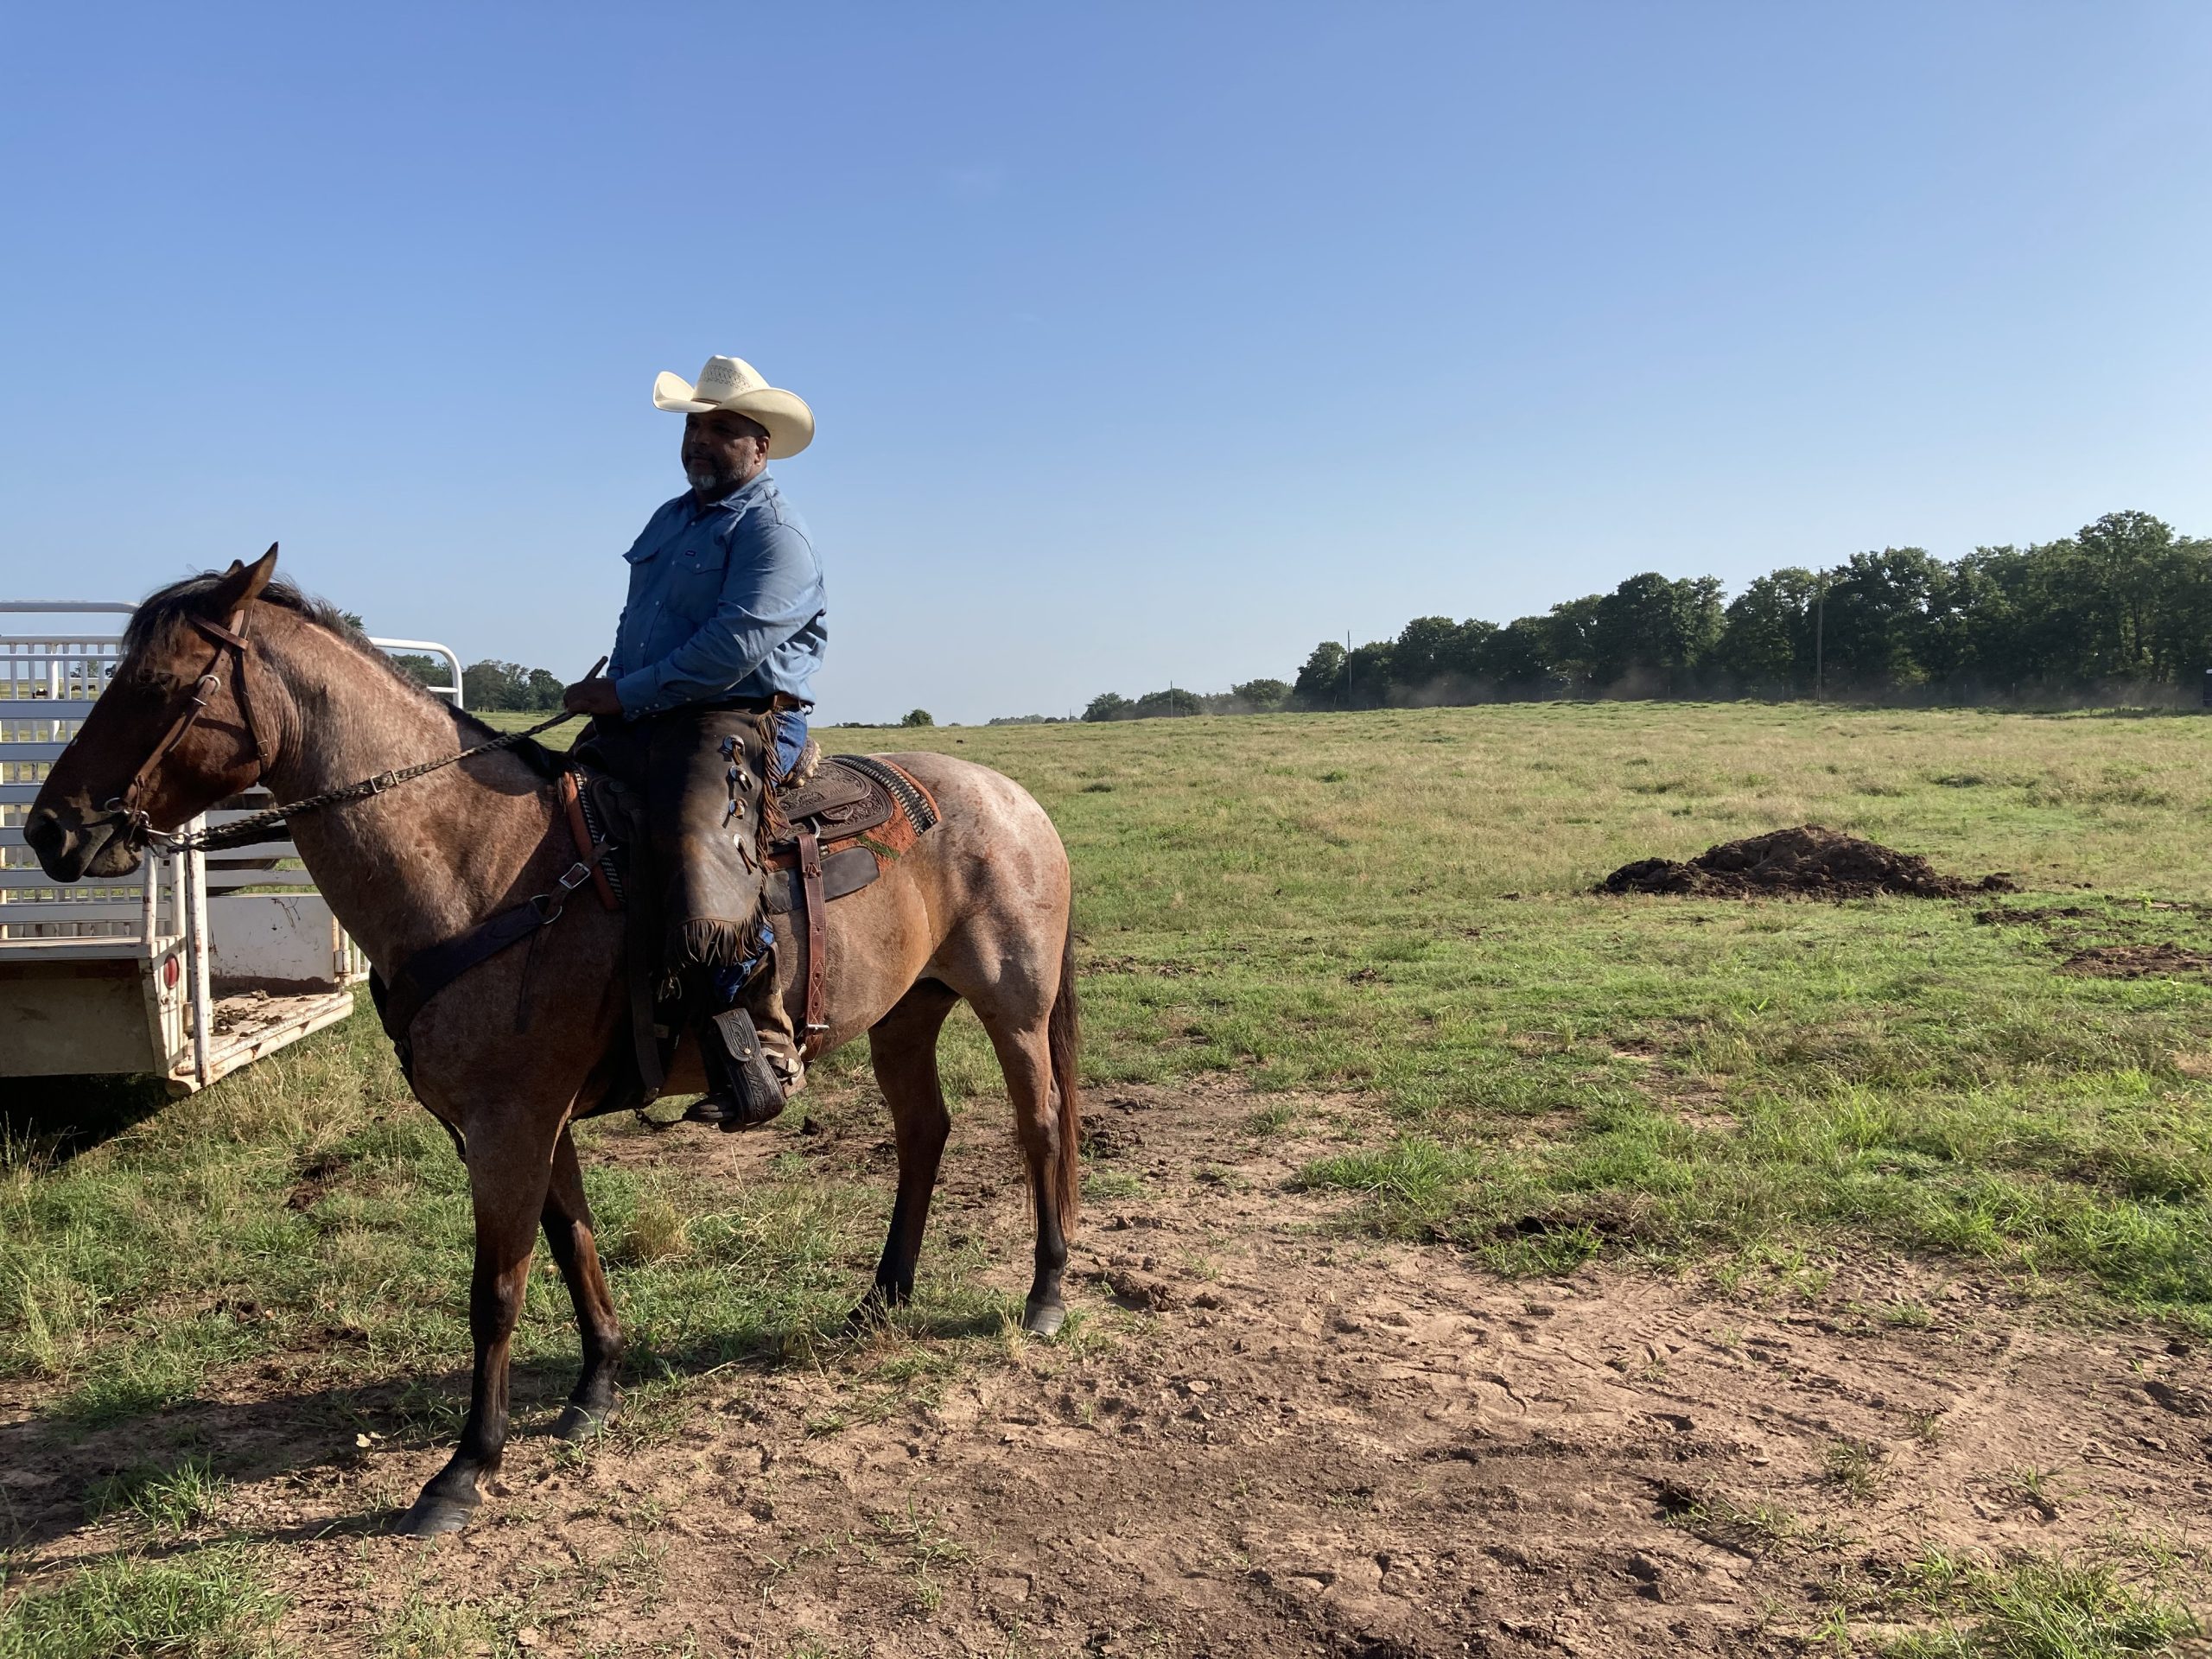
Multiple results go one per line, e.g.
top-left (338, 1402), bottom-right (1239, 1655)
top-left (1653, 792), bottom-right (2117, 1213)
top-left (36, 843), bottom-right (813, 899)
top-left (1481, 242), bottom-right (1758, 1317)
top-left (563, 677), bottom-right (623, 718)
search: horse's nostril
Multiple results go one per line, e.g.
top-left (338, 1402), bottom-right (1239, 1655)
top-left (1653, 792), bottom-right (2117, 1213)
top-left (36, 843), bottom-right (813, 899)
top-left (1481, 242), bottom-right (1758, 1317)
top-left (22, 805), bottom-right (79, 874)
top-left (23, 806), bottom-right (63, 855)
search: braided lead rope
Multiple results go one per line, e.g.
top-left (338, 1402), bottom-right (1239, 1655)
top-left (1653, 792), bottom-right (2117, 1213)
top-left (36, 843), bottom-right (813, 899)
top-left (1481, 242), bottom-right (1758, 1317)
top-left (151, 709), bottom-right (584, 855)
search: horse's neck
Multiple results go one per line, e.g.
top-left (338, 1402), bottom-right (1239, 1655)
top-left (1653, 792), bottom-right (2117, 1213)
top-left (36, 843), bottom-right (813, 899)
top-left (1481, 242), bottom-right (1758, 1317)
top-left (257, 626), bottom-right (555, 971)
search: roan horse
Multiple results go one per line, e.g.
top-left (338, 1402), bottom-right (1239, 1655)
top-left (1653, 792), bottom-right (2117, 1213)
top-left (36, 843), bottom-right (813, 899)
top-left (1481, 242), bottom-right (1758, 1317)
top-left (24, 548), bottom-right (1080, 1535)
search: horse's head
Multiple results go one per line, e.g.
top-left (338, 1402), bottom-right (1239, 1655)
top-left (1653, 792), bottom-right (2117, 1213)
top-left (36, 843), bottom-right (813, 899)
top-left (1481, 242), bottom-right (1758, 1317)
top-left (25, 546), bottom-right (284, 881)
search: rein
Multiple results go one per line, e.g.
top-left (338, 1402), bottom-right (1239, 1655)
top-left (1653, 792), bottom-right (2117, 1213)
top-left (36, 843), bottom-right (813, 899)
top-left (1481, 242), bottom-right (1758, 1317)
top-left (155, 711), bottom-right (582, 853)
top-left (116, 607), bottom-right (583, 855)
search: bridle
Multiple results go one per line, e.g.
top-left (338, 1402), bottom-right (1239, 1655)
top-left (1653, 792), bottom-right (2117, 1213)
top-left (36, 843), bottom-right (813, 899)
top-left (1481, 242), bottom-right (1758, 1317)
top-left (111, 607), bottom-right (274, 845)
top-left (106, 603), bottom-right (578, 856)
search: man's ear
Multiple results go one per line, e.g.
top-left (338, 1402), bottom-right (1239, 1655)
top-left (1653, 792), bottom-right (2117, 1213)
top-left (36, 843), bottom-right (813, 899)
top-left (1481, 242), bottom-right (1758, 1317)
top-left (204, 543), bottom-right (280, 617)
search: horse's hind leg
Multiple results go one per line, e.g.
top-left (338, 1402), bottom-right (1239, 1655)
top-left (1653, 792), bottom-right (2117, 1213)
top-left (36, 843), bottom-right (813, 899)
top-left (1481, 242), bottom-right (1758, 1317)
top-left (542, 1124), bottom-right (623, 1440)
top-left (973, 1008), bottom-right (1076, 1338)
top-left (397, 1109), bottom-right (558, 1536)
top-left (858, 978), bottom-right (963, 1319)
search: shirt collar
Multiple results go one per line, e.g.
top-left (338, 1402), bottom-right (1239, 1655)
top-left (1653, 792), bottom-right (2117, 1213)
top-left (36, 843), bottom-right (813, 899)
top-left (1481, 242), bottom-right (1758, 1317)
top-left (690, 469), bottom-right (773, 518)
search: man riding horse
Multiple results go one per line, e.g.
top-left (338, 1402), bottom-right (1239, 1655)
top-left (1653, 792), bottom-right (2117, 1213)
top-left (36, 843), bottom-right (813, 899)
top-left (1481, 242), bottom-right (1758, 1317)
top-left (561, 353), bottom-right (823, 1128)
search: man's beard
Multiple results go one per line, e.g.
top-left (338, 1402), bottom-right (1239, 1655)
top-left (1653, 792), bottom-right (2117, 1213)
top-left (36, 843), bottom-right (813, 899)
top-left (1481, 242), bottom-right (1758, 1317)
top-left (687, 463), bottom-right (737, 494)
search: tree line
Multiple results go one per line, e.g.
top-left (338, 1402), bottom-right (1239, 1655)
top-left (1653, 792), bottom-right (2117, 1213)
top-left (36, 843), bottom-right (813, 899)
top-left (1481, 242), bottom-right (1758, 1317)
top-left (1080, 510), bottom-right (2212, 719)
top-left (389, 655), bottom-right (567, 712)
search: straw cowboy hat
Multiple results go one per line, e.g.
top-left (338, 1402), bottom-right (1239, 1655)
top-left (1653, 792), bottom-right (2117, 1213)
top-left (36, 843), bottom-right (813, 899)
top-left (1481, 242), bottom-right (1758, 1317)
top-left (652, 354), bottom-right (815, 459)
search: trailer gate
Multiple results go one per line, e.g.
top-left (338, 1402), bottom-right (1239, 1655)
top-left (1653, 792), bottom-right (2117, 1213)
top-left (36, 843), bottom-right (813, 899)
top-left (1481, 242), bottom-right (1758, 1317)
top-left (1, 603), bottom-right (464, 1093)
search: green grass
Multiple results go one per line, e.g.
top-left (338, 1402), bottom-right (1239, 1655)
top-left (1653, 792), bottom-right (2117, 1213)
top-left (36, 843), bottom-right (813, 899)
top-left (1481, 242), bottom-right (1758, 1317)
top-left (8, 701), bottom-right (2212, 1628)
top-left (1873, 1550), bottom-right (2199, 1659)
top-left (0, 1547), bottom-right (284, 1658)
top-left (13, 702), bottom-right (2209, 1405)
top-left (85, 1457), bottom-right (231, 1536)
top-left (827, 703), bottom-right (2212, 1324)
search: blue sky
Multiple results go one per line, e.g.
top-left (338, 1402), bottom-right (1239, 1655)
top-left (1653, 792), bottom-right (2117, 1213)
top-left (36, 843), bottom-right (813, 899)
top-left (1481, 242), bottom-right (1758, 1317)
top-left (3, 4), bottom-right (2208, 723)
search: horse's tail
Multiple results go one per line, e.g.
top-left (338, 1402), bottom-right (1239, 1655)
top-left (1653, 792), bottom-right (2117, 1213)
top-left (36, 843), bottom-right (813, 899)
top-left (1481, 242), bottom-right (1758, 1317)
top-left (1047, 910), bottom-right (1083, 1235)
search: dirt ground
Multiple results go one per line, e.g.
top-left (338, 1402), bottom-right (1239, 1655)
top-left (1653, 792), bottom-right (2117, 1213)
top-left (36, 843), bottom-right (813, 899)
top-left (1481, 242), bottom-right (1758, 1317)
top-left (1598, 825), bottom-right (2017, 900)
top-left (10, 1081), bottom-right (2212, 1656)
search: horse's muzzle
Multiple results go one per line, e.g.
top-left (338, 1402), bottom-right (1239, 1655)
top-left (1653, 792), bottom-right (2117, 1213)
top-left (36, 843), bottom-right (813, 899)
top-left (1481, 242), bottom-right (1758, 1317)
top-left (22, 802), bottom-right (142, 882)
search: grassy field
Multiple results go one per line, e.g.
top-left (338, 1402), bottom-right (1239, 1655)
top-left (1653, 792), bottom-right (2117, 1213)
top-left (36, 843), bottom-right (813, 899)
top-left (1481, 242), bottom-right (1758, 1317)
top-left (926, 702), bottom-right (2212, 1317)
top-left (4, 700), bottom-right (2211, 1653)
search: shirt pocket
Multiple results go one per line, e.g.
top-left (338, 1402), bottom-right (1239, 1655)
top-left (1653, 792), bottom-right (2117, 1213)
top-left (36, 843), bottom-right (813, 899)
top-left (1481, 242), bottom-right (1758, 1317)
top-left (664, 541), bottom-right (730, 626)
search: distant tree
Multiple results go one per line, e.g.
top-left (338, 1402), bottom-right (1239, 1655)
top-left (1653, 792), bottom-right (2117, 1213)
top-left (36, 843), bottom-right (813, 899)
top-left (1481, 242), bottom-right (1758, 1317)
top-left (1471, 618), bottom-right (1556, 692)
top-left (1442, 619), bottom-right (1500, 683)
top-left (1291, 641), bottom-right (1347, 709)
top-left (462, 660), bottom-right (524, 710)
top-left (1952, 544), bottom-right (2056, 689)
top-left (1230, 677), bottom-right (1291, 711)
top-left (1815, 548), bottom-right (1948, 690)
top-left (1389, 616), bottom-right (1465, 689)
top-left (1910, 559), bottom-right (1979, 685)
top-left (1083, 691), bottom-right (1133, 722)
top-left (1588, 573), bottom-right (1724, 692)
top-left (1537, 594), bottom-right (1604, 691)
top-left (2051, 511), bottom-right (2209, 684)
top-left (1130, 688), bottom-right (1204, 718)
top-left (340, 610), bottom-right (366, 633)
top-left (1714, 569), bottom-right (1820, 692)
top-left (390, 652), bottom-right (448, 690)
top-left (901, 708), bottom-right (935, 727)
top-left (458, 660), bottom-right (563, 711)
top-left (1341, 641), bottom-right (1395, 708)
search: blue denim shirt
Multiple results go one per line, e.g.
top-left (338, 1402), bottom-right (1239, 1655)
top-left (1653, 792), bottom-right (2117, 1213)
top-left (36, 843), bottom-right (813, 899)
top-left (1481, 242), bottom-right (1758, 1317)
top-left (607, 472), bottom-right (826, 717)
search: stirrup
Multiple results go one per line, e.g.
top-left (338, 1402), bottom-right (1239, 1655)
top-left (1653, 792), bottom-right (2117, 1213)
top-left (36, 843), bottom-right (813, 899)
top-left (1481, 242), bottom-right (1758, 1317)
top-left (687, 1005), bottom-right (785, 1129)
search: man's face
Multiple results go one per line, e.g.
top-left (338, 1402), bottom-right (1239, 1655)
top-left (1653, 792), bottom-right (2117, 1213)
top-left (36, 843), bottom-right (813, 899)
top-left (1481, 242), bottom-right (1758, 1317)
top-left (682, 410), bottom-right (771, 499)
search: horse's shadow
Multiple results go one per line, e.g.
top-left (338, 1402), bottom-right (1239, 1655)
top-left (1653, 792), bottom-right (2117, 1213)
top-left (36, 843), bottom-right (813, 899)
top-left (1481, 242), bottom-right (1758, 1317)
top-left (2, 1305), bottom-right (1007, 1554)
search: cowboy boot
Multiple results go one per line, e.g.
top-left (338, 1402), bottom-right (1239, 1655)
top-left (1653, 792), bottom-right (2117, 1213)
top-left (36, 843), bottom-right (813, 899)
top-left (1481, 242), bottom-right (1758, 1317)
top-left (749, 932), bottom-right (807, 1101)
top-left (681, 915), bottom-right (810, 1129)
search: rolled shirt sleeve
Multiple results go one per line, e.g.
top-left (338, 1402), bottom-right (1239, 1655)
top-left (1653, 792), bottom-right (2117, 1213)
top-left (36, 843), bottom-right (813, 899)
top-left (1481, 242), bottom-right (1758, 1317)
top-left (613, 518), bottom-right (823, 715)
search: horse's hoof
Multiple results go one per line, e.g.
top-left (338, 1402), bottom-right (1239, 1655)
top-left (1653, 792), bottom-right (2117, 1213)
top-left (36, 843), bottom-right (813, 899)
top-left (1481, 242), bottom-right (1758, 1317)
top-left (551, 1402), bottom-right (613, 1442)
top-left (844, 1294), bottom-right (893, 1333)
top-left (1021, 1300), bottom-right (1066, 1338)
top-left (394, 1492), bottom-right (478, 1537)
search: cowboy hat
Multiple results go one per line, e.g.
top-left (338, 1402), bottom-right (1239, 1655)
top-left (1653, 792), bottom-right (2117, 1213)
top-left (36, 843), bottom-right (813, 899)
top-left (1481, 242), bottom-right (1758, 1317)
top-left (652, 354), bottom-right (815, 459)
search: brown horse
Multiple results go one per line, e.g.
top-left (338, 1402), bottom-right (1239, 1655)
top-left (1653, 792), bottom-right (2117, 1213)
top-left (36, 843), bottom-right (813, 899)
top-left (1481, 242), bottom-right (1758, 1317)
top-left (25, 549), bottom-right (1080, 1535)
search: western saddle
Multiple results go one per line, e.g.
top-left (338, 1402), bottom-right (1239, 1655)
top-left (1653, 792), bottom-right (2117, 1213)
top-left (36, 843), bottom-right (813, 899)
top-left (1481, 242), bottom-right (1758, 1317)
top-left (557, 744), bottom-right (940, 1098)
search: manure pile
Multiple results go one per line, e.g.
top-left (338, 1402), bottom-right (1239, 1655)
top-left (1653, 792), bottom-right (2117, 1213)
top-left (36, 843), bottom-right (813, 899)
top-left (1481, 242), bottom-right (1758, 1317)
top-left (1598, 824), bottom-right (2015, 899)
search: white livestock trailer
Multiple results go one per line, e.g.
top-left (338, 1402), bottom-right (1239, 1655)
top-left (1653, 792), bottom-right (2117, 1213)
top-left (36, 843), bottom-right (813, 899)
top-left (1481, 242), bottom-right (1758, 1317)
top-left (0, 603), bottom-right (464, 1094)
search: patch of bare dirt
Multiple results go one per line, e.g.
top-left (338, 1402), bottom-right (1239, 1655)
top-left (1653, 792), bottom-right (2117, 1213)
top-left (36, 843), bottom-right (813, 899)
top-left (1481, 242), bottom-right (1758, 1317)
top-left (8, 1083), bottom-right (2211, 1656)
top-left (1599, 825), bottom-right (2015, 899)
top-left (1974, 902), bottom-right (2212, 983)
top-left (283, 1151), bottom-right (349, 1211)
top-left (2061, 944), bottom-right (2212, 980)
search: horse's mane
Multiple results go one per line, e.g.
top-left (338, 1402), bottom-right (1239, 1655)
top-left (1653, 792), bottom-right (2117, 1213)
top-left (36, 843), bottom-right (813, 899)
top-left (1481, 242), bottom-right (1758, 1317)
top-left (125, 570), bottom-right (563, 779)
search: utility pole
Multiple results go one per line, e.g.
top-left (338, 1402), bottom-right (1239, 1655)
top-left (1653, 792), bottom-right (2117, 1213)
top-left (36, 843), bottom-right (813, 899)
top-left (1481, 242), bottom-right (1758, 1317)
top-left (1815, 583), bottom-right (1827, 704)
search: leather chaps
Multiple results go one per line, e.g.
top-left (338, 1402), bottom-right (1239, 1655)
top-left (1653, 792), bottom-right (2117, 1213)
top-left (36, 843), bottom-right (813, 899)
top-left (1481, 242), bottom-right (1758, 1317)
top-left (575, 701), bottom-right (785, 993)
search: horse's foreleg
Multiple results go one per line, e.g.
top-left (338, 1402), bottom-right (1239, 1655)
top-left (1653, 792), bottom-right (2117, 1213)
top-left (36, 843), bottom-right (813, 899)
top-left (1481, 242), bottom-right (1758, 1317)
top-left (857, 979), bottom-right (962, 1321)
top-left (542, 1124), bottom-right (622, 1440)
top-left (398, 1114), bottom-right (555, 1536)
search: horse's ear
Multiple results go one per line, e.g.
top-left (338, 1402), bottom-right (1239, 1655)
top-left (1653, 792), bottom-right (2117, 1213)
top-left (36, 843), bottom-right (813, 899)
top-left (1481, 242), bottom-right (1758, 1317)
top-left (202, 544), bottom-right (279, 617)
